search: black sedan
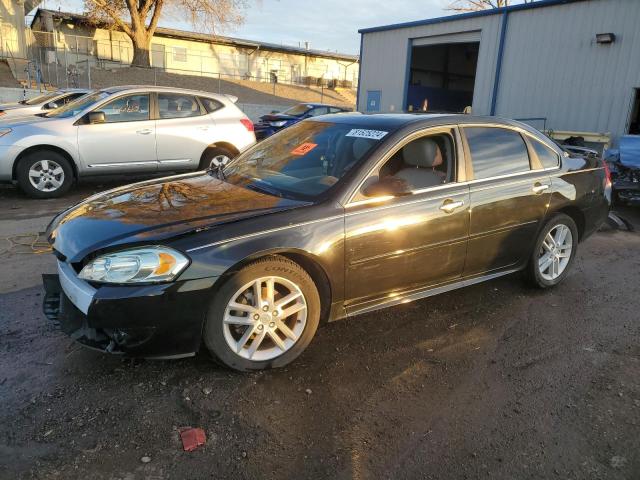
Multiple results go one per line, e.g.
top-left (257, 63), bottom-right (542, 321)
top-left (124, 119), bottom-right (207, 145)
top-left (253, 103), bottom-right (350, 140)
top-left (43, 114), bottom-right (611, 371)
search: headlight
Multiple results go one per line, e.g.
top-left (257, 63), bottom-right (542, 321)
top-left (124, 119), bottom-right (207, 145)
top-left (269, 120), bottom-right (287, 127)
top-left (0, 127), bottom-right (11, 137)
top-left (79, 247), bottom-right (189, 284)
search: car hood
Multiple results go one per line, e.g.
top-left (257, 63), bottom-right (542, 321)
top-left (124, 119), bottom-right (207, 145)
top-left (0, 102), bottom-right (27, 111)
top-left (48, 173), bottom-right (309, 262)
top-left (0, 114), bottom-right (53, 128)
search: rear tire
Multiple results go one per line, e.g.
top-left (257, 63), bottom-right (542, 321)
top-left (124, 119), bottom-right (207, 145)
top-left (16, 150), bottom-right (73, 199)
top-left (526, 213), bottom-right (579, 289)
top-left (203, 256), bottom-right (321, 371)
top-left (199, 146), bottom-right (236, 170)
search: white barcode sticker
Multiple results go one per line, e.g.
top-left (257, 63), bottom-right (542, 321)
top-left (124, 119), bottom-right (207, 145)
top-left (345, 129), bottom-right (388, 140)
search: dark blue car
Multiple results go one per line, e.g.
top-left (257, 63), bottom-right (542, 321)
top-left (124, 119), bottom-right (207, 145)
top-left (254, 103), bottom-right (350, 140)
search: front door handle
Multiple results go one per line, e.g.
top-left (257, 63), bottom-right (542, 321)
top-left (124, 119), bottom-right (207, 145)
top-left (136, 129), bottom-right (153, 135)
top-left (440, 199), bottom-right (465, 213)
top-left (532, 183), bottom-right (550, 194)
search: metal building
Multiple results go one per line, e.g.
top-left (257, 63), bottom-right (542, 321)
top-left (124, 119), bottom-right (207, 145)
top-left (356, 0), bottom-right (640, 146)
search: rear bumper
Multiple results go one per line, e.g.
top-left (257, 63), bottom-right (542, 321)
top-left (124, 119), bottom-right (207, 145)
top-left (254, 125), bottom-right (279, 140)
top-left (42, 268), bottom-right (217, 358)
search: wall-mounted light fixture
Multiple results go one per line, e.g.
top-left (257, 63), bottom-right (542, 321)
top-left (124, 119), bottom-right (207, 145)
top-left (596, 33), bottom-right (615, 44)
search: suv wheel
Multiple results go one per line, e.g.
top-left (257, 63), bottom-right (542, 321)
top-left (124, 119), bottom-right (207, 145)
top-left (199, 146), bottom-right (236, 170)
top-left (16, 150), bottom-right (73, 198)
top-left (203, 256), bottom-right (321, 371)
top-left (527, 213), bottom-right (579, 288)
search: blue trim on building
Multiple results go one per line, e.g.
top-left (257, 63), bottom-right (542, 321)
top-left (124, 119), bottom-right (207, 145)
top-left (358, 0), bottom-right (583, 34)
top-left (402, 38), bottom-right (413, 112)
top-left (490, 11), bottom-right (509, 115)
top-left (356, 33), bottom-right (363, 111)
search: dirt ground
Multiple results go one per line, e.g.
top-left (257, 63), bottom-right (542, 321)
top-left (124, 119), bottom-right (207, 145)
top-left (0, 181), bottom-right (639, 480)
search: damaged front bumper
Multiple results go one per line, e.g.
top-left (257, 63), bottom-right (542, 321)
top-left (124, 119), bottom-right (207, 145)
top-left (42, 261), bottom-right (217, 359)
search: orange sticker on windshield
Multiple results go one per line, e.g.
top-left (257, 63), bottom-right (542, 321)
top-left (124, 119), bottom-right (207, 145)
top-left (291, 142), bottom-right (317, 155)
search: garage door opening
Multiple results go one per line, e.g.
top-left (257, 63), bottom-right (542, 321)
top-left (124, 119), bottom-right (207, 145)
top-left (406, 42), bottom-right (479, 113)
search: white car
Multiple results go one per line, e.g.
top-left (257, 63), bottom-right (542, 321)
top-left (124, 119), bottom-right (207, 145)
top-left (0, 89), bottom-right (91, 121)
top-left (0, 86), bottom-right (256, 198)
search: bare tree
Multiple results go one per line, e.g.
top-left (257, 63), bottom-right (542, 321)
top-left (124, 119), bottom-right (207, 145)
top-left (85, 0), bottom-right (247, 67)
top-left (447, 0), bottom-right (534, 12)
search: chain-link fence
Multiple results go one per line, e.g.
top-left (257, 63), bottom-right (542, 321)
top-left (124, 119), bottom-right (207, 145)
top-left (14, 29), bottom-right (358, 107)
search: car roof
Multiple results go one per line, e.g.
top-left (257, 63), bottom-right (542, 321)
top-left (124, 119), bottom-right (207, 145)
top-left (311, 113), bottom-right (537, 131)
top-left (303, 103), bottom-right (348, 108)
top-left (58, 88), bottom-right (92, 93)
top-left (100, 85), bottom-right (227, 99)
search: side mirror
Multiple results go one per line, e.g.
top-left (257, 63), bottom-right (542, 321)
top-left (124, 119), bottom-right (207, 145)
top-left (361, 176), bottom-right (412, 198)
top-left (87, 111), bottom-right (106, 124)
top-left (45, 102), bottom-right (59, 110)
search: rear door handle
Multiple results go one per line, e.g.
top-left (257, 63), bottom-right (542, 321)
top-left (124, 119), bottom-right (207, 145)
top-left (136, 129), bottom-right (153, 135)
top-left (532, 183), bottom-right (550, 194)
top-left (440, 199), bottom-right (465, 213)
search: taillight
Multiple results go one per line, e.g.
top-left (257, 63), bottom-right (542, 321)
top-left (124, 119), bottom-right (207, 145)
top-left (602, 160), bottom-right (612, 187)
top-left (0, 111), bottom-right (5, 117)
top-left (240, 118), bottom-right (254, 132)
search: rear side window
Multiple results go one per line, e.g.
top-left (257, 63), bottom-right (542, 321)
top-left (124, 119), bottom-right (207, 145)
top-left (465, 127), bottom-right (531, 179)
top-left (199, 97), bottom-right (223, 113)
top-left (531, 138), bottom-right (560, 168)
top-left (158, 93), bottom-right (202, 119)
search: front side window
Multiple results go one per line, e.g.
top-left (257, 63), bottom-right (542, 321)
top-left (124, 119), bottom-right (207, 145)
top-left (43, 92), bottom-right (86, 110)
top-left (377, 133), bottom-right (455, 191)
top-left (99, 94), bottom-right (150, 123)
top-left (224, 121), bottom-right (387, 200)
top-left (531, 138), bottom-right (560, 169)
top-left (465, 127), bottom-right (531, 180)
top-left (158, 93), bottom-right (202, 119)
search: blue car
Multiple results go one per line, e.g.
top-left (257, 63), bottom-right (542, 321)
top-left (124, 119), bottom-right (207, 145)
top-left (254, 103), bottom-right (350, 140)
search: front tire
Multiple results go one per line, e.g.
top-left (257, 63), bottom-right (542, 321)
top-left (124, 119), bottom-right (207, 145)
top-left (203, 256), bottom-right (321, 371)
top-left (526, 213), bottom-right (579, 288)
top-left (16, 150), bottom-right (73, 198)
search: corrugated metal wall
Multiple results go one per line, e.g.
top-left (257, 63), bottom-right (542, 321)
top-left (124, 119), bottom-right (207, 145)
top-left (359, 0), bottom-right (640, 144)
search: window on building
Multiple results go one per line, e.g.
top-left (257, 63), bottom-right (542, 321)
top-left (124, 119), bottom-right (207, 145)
top-left (172, 46), bottom-right (187, 62)
top-left (158, 93), bottom-right (202, 119)
top-left (531, 138), bottom-right (560, 169)
top-left (465, 127), bottom-right (531, 179)
top-left (99, 94), bottom-right (150, 123)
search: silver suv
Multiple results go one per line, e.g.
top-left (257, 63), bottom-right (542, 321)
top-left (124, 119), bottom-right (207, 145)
top-left (0, 86), bottom-right (256, 198)
top-left (0, 88), bottom-right (91, 121)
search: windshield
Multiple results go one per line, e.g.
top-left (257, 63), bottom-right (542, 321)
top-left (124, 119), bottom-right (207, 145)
top-left (45, 91), bottom-right (109, 118)
top-left (22, 92), bottom-right (59, 105)
top-left (283, 104), bottom-right (312, 116)
top-left (224, 120), bottom-right (389, 201)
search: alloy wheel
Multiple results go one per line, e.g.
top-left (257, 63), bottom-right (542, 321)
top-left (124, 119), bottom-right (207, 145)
top-left (28, 159), bottom-right (65, 192)
top-left (538, 224), bottom-right (573, 281)
top-left (222, 276), bottom-right (307, 361)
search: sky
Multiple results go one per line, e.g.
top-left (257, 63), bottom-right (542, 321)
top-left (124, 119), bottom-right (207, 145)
top-left (33, 0), bottom-right (450, 55)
